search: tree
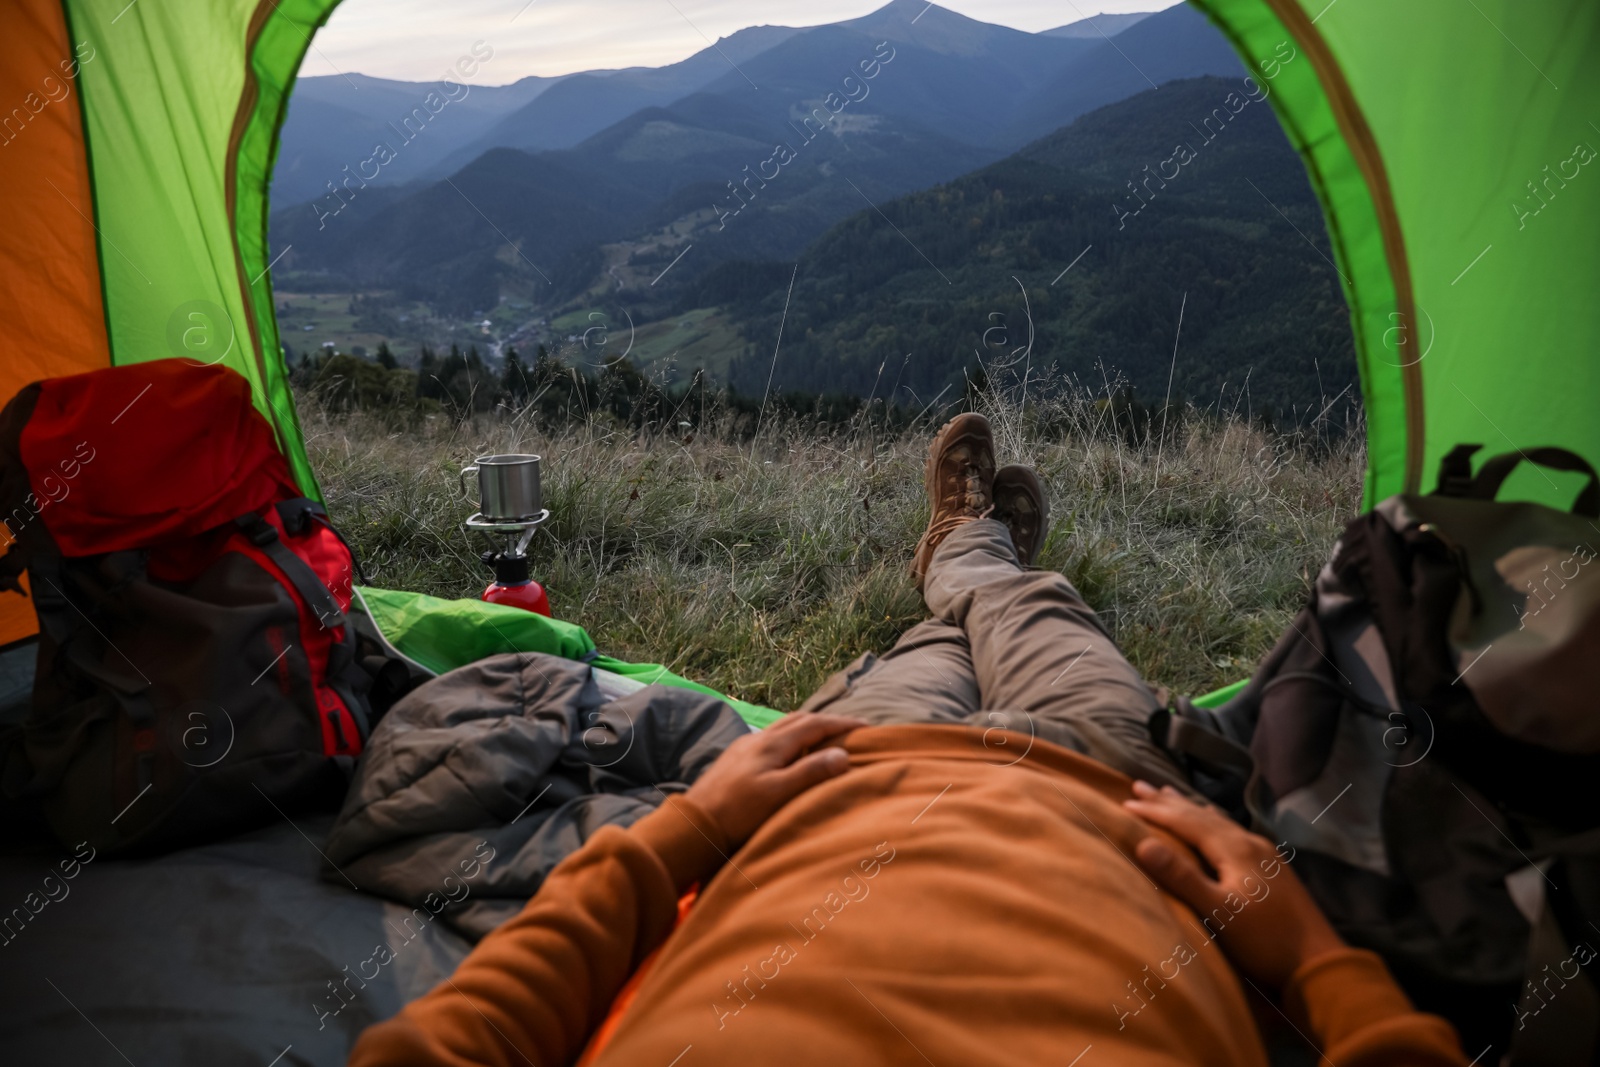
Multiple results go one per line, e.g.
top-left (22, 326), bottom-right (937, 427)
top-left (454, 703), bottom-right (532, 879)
top-left (432, 342), bottom-right (494, 415)
top-left (314, 353), bottom-right (417, 412)
top-left (502, 347), bottom-right (530, 405)
top-left (288, 346), bottom-right (322, 389)
top-left (417, 345), bottom-right (444, 400)
top-left (375, 341), bottom-right (397, 370)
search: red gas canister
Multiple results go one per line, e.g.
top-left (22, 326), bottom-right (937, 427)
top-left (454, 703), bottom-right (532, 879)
top-left (480, 551), bottom-right (551, 617)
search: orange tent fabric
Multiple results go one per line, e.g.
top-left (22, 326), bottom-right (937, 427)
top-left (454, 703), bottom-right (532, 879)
top-left (0, 0), bottom-right (110, 644)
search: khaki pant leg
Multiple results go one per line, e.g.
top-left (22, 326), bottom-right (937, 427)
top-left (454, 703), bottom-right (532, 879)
top-left (796, 618), bottom-right (981, 726)
top-left (922, 519), bottom-right (1193, 791)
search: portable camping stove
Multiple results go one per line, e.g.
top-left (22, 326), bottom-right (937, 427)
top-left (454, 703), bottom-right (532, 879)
top-left (462, 510), bottom-right (552, 616)
top-left (460, 452), bottom-right (552, 616)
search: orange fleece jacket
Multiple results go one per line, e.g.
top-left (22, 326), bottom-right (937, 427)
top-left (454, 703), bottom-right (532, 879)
top-left (349, 724), bottom-right (1467, 1066)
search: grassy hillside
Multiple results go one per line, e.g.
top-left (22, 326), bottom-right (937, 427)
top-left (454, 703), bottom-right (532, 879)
top-left (310, 388), bottom-right (1362, 710)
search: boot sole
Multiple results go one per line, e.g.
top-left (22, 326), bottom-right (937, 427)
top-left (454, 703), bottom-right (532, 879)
top-left (913, 413), bottom-right (995, 585)
top-left (994, 464), bottom-right (1049, 567)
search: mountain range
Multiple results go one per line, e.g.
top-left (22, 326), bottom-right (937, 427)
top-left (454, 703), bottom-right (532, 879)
top-left (272, 3), bottom-right (1243, 301)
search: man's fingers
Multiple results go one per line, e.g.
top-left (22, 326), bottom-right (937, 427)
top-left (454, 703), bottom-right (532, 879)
top-left (1124, 784), bottom-right (1247, 869)
top-left (763, 713), bottom-right (866, 763)
top-left (769, 746), bottom-right (851, 797)
top-left (1134, 836), bottom-right (1223, 914)
top-left (767, 712), bottom-right (865, 738)
top-left (1122, 794), bottom-right (1216, 842)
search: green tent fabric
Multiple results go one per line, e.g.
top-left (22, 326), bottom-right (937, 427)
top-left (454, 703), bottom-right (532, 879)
top-left (587, 655), bottom-right (785, 729)
top-left (353, 586), bottom-right (596, 672)
top-left (56, 0), bottom-right (328, 498)
top-left (356, 587), bottom-right (783, 729)
top-left (1192, 0), bottom-right (1600, 509)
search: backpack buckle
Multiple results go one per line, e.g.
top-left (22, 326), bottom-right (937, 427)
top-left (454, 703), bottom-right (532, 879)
top-left (234, 513), bottom-right (279, 547)
top-left (1435, 443), bottom-right (1482, 498)
top-left (275, 498), bottom-right (326, 537)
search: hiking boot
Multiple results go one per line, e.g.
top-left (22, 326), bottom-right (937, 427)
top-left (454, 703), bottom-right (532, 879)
top-left (993, 464), bottom-right (1049, 567)
top-left (911, 413), bottom-right (996, 588)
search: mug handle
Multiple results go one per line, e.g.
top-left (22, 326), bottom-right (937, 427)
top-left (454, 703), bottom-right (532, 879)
top-left (459, 464), bottom-right (478, 499)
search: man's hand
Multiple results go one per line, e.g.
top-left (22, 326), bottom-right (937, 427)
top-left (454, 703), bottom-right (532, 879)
top-left (685, 713), bottom-right (865, 847)
top-left (1123, 780), bottom-right (1345, 990)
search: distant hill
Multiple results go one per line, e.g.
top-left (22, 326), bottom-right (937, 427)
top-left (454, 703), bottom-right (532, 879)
top-left (709, 76), bottom-right (1355, 421)
top-left (565, 86), bottom-right (997, 224)
top-left (1041, 11), bottom-right (1158, 38)
top-left (448, 4), bottom-right (1101, 167)
top-left (842, 0), bottom-right (1092, 59)
top-left (676, 14), bottom-right (1097, 154)
top-left (272, 147), bottom-right (646, 310)
top-left (436, 24), bottom-right (806, 163)
top-left (274, 73), bottom-right (560, 205)
top-left (1005, 4), bottom-right (1245, 144)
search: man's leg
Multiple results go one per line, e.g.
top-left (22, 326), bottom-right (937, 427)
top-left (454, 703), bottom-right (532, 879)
top-left (798, 411), bottom-right (993, 726)
top-left (922, 518), bottom-right (1194, 791)
top-left (796, 619), bottom-right (981, 726)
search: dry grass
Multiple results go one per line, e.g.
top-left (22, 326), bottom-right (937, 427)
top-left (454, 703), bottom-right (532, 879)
top-left (306, 391), bottom-right (1364, 710)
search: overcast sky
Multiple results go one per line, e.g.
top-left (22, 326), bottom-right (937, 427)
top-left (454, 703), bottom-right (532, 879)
top-left (301, 0), bottom-right (1184, 83)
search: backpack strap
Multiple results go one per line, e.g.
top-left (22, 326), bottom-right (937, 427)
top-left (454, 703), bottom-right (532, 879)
top-left (274, 497), bottom-right (323, 537)
top-left (1148, 694), bottom-right (1255, 822)
top-left (234, 512), bottom-right (345, 631)
top-left (275, 497), bottom-right (368, 585)
top-left (322, 623), bottom-right (373, 745)
top-left (1437, 443), bottom-right (1600, 517)
top-left (1435, 443), bottom-right (1482, 498)
top-left (1505, 847), bottom-right (1600, 1064)
top-left (1149, 700), bottom-right (1254, 779)
top-left (234, 511), bottom-right (373, 744)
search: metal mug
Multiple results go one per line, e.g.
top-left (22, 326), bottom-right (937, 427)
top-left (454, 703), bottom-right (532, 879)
top-left (461, 454), bottom-right (543, 522)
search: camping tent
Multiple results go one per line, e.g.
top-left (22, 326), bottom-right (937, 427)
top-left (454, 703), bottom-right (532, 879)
top-left (1, 0), bottom-right (1596, 692)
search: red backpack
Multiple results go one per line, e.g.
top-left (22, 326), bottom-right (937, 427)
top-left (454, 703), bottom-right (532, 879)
top-left (0, 360), bottom-right (374, 853)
